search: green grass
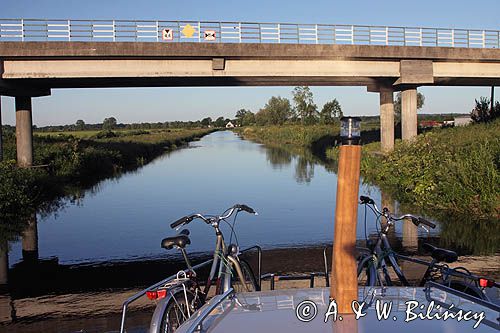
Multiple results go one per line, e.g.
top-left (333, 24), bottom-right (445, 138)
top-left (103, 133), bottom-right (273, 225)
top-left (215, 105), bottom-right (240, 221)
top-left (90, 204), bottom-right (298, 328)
top-left (234, 124), bottom-right (340, 148)
top-left (358, 121), bottom-right (500, 218)
top-left (35, 130), bottom-right (102, 138)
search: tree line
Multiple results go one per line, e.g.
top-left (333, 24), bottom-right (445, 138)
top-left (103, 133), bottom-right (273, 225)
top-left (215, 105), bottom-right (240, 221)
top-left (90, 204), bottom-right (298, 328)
top-left (31, 116), bottom-right (235, 132)
top-left (234, 86), bottom-right (343, 126)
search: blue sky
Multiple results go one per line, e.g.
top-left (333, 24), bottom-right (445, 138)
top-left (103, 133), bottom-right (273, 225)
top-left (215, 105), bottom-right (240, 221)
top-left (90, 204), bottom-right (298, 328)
top-left (1, 0), bottom-right (499, 126)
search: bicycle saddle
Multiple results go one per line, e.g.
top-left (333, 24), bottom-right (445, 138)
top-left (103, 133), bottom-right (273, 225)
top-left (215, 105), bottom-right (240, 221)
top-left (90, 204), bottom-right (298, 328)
top-left (422, 243), bottom-right (458, 263)
top-left (161, 229), bottom-right (191, 250)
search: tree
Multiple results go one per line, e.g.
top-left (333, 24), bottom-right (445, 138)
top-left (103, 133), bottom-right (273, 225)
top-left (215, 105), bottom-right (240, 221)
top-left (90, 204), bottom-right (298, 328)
top-left (292, 86), bottom-right (318, 125)
top-left (263, 96), bottom-right (292, 125)
top-left (241, 111), bottom-right (255, 126)
top-left (102, 117), bottom-right (117, 130)
top-left (255, 109), bottom-right (269, 126)
top-left (471, 97), bottom-right (500, 123)
top-left (75, 119), bottom-right (85, 131)
top-left (201, 117), bottom-right (212, 127)
top-left (393, 92), bottom-right (425, 120)
top-left (320, 99), bottom-right (343, 124)
top-left (235, 109), bottom-right (251, 126)
top-left (214, 116), bottom-right (225, 128)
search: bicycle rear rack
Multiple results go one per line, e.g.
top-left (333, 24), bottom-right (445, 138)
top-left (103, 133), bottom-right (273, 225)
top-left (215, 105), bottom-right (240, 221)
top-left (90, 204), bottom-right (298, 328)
top-left (119, 259), bottom-right (213, 333)
top-left (119, 245), bottom-right (262, 333)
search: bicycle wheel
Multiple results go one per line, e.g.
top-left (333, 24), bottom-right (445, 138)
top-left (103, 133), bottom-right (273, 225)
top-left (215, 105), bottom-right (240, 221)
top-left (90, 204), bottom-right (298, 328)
top-left (357, 255), bottom-right (377, 286)
top-left (159, 290), bottom-right (197, 333)
top-left (232, 259), bottom-right (259, 292)
top-left (448, 280), bottom-right (485, 300)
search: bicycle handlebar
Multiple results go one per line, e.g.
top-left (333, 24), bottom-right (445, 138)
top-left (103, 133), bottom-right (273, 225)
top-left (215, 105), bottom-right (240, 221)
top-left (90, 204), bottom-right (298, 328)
top-left (171, 216), bottom-right (192, 229)
top-left (359, 196), bottom-right (436, 229)
top-left (170, 204), bottom-right (258, 229)
top-left (417, 217), bottom-right (436, 229)
top-left (234, 204), bottom-right (257, 215)
top-left (360, 196), bottom-right (375, 205)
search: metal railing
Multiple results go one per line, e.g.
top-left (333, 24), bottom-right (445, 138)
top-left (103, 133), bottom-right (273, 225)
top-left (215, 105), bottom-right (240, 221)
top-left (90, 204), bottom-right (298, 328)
top-left (0, 18), bottom-right (499, 48)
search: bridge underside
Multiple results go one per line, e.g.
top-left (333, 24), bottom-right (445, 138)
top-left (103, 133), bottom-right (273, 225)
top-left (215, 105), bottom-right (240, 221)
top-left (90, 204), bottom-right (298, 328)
top-left (1, 76), bottom-right (500, 93)
top-left (0, 41), bottom-right (499, 166)
top-left (1, 42), bottom-right (500, 95)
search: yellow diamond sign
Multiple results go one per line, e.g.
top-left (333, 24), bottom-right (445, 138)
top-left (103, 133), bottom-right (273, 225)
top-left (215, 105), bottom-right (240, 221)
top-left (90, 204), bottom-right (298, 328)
top-left (182, 24), bottom-right (195, 38)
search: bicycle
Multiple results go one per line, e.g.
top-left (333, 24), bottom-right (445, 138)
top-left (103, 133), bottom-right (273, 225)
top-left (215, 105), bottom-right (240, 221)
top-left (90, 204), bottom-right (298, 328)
top-left (356, 195), bottom-right (498, 302)
top-left (148, 204), bottom-right (260, 333)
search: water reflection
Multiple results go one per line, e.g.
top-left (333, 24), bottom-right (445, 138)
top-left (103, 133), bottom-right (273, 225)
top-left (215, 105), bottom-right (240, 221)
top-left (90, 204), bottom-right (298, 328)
top-left (3, 131), bottom-right (498, 270)
top-left (21, 214), bottom-right (38, 263)
top-left (263, 145), bottom-right (316, 184)
top-left (295, 156), bottom-right (315, 184)
top-left (0, 240), bottom-right (7, 286)
top-left (264, 145), bottom-right (292, 170)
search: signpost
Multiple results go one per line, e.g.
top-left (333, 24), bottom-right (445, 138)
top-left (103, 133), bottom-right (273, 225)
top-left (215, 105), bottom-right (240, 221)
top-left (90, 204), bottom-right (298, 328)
top-left (162, 28), bottom-right (173, 41)
top-left (204, 30), bottom-right (216, 41)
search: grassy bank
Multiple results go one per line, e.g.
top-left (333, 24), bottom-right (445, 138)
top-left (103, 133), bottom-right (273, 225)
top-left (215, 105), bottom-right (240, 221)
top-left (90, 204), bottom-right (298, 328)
top-left (0, 128), bottom-right (215, 241)
top-left (326, 121), bottom-right (500, 219)
top-left (233, 125), bottom-right (341, 158)
top-left (236, 122), bottom-right (499, 219)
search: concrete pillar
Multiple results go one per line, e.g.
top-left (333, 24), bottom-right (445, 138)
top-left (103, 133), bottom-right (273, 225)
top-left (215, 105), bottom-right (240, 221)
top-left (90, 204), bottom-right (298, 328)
top-left (0, 241), bottom-right (7, 286)
top-left (15, 96), bottom-right (33, 167)
top-left (379, 87), bottom-right (394, 152)
top-left (402, 219), bottom-right (418, 252)
top-left (401, 88), bottom-right (418, 141)
top-left (0, 96), bottom-right (3, 162)
top-left (22, 214), bottom-right (38, 262)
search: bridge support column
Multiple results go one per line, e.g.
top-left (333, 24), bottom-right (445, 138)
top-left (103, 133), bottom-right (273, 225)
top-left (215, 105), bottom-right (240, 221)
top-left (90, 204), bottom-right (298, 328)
top-left (379, 87), bottom-right (395, 152)
top-left (15, 96), bottom-right (33, 167)
top-left (401, 88), bottom-right (418, 141)
top-left (0, 96), bottom-right (3, 162)
top-left (0, 240), bottom-right (8, 286)
top-left (22, 214), bottom-right (38, 262)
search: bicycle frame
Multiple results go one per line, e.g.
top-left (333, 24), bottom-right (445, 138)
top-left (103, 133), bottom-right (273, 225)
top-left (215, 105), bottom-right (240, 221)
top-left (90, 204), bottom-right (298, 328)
top-left (367, 231), bottom-right (410, 286)
top-left (364, 225), bottom-right (493, 302)
top-left (203, 224), bottom-right (252, 296)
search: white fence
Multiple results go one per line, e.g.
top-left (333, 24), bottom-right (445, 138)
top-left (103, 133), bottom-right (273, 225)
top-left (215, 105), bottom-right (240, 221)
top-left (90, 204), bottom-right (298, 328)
top-left (0, 19), bottom-right (499, 48)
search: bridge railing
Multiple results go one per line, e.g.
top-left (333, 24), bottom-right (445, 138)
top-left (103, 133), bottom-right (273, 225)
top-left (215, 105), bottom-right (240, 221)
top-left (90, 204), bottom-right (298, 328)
top-left (0, 19), bottom-right (499, 48)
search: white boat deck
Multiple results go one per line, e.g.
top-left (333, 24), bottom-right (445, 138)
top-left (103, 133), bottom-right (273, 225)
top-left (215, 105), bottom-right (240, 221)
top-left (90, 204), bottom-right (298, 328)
top-left (175, 286), bottom-right (500, 332)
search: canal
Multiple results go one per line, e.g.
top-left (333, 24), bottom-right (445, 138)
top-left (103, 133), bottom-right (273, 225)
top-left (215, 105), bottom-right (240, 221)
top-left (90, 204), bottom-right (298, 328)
top-left (0, 130), bottom-right (498, 332)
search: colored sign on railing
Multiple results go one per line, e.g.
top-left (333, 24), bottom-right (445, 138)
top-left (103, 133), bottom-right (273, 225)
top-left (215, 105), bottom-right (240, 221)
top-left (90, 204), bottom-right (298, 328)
top-left (0, 18), bottom-right (499, 48)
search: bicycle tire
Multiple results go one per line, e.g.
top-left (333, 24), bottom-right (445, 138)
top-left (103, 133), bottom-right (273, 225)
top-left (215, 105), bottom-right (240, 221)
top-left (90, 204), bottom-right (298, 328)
top-left (448, 280), bottom-right (486, 300)
top-left (159, 290), bottom-right (197, 333)
top-left (232, 259), bottom-right (259, 292)
top-left (357, 255), bottom-right (377, 286)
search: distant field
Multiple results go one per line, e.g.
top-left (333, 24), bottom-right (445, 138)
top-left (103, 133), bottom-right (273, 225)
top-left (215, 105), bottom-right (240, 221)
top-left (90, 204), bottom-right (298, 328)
top-left (33, 128), bottom-right (194, 140)
top-left (34, 130), bottom-right (101, 138)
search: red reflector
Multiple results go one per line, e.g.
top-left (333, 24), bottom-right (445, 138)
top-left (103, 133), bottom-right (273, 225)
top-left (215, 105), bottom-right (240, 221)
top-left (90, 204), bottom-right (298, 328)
top-left (479, 278), bottom-right (495, 288)
top-left (146, 291), bottom-right (158, 300)
top-left (157, 289), bottom-right (167, 299)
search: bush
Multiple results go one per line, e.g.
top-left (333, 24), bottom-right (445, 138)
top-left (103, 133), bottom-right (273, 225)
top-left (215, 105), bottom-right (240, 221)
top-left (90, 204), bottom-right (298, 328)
top-left (361, 120), bottom-right (500, 217)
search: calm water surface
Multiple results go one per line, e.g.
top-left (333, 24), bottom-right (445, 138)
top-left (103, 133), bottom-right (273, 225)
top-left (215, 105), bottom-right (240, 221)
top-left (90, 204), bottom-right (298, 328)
top-left (9, 131), bottom-right (435, 265)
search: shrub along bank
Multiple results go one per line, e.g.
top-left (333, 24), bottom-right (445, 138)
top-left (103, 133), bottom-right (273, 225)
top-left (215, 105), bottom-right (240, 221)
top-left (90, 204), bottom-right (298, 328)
top-left (364, 121), bottom-right (499, 218)
top-left (330, 120), bottom-right (500, 219)
top-left (236, 122), bottom-right (499, 219)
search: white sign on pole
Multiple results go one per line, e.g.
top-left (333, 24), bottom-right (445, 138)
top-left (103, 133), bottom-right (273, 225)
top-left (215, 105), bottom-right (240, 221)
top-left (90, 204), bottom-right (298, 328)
top-left (204, 30), bottom-right (216, 41)
top-left (162, 29), bottom-right (173, 41)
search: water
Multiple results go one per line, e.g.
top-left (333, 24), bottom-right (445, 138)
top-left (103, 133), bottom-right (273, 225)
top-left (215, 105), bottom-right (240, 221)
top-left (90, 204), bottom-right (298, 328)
top-left (2, 130), bottom-right (498, 333)
top-left (8, 131), bottom-right (436, 266)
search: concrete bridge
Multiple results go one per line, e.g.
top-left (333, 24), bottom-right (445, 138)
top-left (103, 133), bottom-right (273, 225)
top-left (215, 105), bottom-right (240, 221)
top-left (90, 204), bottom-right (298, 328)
top-left (1, 19), bottom-right (500, 166)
